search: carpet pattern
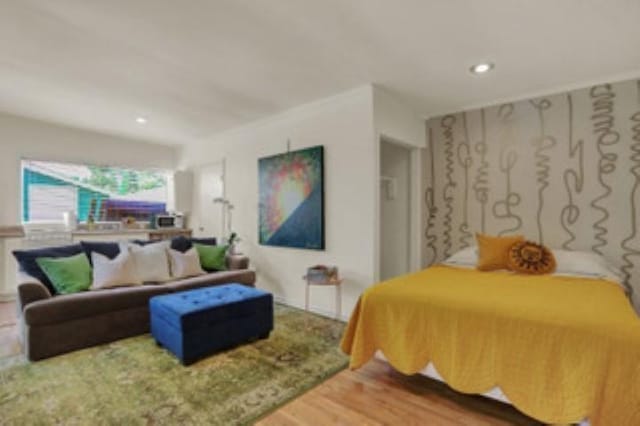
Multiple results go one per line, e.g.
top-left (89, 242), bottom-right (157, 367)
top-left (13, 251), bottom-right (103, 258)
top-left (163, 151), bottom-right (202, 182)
top-left (0, 304), bottom-right (347, 425)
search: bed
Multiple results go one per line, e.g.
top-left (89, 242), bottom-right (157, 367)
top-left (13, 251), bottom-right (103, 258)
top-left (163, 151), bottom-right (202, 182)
top-left (341, 248), bottom-right (640, 425)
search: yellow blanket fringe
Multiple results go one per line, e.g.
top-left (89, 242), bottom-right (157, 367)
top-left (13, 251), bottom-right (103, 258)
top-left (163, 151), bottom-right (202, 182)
top-left (341, 266), bottom-right (640, 425)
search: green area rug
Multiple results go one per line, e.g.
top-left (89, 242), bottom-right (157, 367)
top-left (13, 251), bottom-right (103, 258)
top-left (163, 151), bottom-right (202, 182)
top-left (0, 304), bottom-right (347, 425)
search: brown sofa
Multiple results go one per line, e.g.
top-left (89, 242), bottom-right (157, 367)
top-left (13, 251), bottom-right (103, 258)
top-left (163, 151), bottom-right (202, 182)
top-left (16, 255), bottom-right (255, 361)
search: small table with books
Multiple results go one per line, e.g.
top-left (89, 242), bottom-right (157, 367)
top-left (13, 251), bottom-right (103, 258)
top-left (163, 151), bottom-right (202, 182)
top-left (303, 265), bottom-right (342, 319)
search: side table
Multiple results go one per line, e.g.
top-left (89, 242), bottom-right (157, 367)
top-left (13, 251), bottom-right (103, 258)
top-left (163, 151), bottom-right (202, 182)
top-left (303, 276), bottom-right (343, 319)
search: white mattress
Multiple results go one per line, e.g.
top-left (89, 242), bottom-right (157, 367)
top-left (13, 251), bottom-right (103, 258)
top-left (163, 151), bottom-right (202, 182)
top-left (374, 351), bottom-right (589, 425)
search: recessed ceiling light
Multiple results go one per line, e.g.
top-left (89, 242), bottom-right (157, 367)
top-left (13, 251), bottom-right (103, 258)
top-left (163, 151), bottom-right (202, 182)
top-left (470, 62), bottom-right (494, 75)
top-left (135, 116), bottom-right (147, 124)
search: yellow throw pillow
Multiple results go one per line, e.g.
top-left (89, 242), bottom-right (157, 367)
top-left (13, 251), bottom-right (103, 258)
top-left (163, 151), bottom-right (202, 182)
top-left (507, 241), bottom-right (556, 274)
top-left (476, 233), bottom-right (524, 271)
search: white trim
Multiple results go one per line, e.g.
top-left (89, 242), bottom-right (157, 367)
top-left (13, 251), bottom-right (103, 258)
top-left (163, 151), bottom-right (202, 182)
top-left (377, 136), bottom-right (422, 278)
top-left (272, 294), bottom-right (349, 322)
top-left (409, 146), bottom-right (422, 272)
top-left (0, 292), bottom-right (16, 303)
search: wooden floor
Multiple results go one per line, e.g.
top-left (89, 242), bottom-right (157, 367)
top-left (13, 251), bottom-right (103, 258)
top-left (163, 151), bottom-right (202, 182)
top-left (257, 359), bottom-right (541, 426)
top-left (1, 302), bottom-right (540, 425)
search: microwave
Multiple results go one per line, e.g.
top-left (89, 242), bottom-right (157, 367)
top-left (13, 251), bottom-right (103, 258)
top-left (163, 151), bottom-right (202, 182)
top-left (154, 214), bottom-right (184, 229)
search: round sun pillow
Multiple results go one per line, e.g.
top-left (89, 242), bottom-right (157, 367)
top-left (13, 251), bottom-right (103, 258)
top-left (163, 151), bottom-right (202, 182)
top-left (507, 241), bottom-right (556, 274)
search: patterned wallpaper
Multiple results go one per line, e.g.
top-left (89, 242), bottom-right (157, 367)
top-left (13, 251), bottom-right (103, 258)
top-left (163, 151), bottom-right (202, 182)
top-left (423, 78), bottom-right (640, 304)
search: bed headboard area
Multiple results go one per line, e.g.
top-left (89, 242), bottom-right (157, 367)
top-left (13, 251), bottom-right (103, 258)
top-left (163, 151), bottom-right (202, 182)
top-left (423, 78), bottom-right (640, 308)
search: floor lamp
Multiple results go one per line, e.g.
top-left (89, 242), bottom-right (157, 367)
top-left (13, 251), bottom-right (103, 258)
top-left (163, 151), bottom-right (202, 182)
top-left (213, 197), bottom-right (234, 241)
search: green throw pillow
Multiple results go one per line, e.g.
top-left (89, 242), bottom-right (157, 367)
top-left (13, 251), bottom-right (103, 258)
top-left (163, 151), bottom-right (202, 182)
top-left (194, 243), bottom-right (227, 271)
top-left (36, 253), bottom-right (92, 294)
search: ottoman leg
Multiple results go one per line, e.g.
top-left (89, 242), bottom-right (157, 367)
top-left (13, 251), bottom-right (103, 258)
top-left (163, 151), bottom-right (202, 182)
top-left (258, 332), bottom-right (270, 340)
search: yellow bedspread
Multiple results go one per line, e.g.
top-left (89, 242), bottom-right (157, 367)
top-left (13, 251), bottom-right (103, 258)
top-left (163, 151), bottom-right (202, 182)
top-left (341, 265), bottom-right (640, 425)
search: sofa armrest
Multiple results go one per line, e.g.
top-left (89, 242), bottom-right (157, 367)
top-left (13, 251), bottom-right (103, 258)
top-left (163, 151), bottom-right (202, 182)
top-left (226, 254), bottom-right (250, 270)
top-left (17, 272), bottom-right (52, 312)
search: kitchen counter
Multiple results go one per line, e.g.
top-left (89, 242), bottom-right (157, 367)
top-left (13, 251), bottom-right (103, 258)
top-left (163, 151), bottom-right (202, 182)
top-left (0, 226), bottom-right (192, 240)
top-left (0, 227), bottom-right (25, 239)
top-left (71, 228), bottom-right (191, 237)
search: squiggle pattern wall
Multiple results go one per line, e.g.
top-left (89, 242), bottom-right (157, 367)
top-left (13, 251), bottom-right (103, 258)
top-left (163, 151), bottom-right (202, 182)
top-left (457, 113), bottom-right (473, 248)
top-left (424, 127), bottom-right (438, 265)
top-left (472, 109), bottom-right (489, 233)
top-left (621, 82), bottom-right (640, 288)
top-left (441, 115), bottom-right (456, 258)
top-left (424, 78), bottom-right (640, 308)
top-left (560, 94), bottom-right (585, 249)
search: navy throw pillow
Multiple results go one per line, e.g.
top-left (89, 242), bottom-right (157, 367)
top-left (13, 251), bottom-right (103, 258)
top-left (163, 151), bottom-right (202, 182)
top-left (169, 236), bottom-right (217, 253)
top-left (12, 244), bottom-right (85, 295)
top-left (191, 237), bottom-right (217, 246)
top-left (170, 236), bottom-right (192, 253)
top-left (130, 239), bottom-right (155, 246)
top-left (80, 241), bottom-right (120, 264)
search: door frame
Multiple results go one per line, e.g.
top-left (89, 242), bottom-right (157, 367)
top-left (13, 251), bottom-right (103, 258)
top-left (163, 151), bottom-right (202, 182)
top-left (375, 135), bottom-right (422, 282)
top-left (192, 158), bottom-right (226, 238)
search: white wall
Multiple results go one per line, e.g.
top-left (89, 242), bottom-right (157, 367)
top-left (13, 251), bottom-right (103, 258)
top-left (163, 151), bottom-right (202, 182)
top-left (0, 112), bottom-right (178, 299)
top-left (0, 112), bottom-right (177, 224)
top-left (372, 86), bottom-right (425, 149)
top-left (179, 86), bottom-right (376, 319)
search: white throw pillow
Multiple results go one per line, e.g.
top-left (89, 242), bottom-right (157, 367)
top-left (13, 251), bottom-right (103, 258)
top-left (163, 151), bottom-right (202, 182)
top-left (167, 247), bottom-right (206, 279)
top-left (552, 249), bottom-right (622, 283)
top-left (91, 251), bottom-right (141, 290)
top-left (444, 246), bottom-right (625, 288)
top-left (123, 241), bottom-right (172, 283)
top-left (442, 246), bottom-right (478, 268)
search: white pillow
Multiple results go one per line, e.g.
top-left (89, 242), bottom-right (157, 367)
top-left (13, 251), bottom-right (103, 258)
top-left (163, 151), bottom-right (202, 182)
top-left (123, 241), bottom-right (172, 283)
top-left (91, 251), bottom-right (141, 290)
top-left (443, 246), bottom-right (624, 286)
top-left (442, 246), bottom-right (478, 268)
top-left (552, 249), bottom-right (622, 283)
top-left (167, 247), bottom-right (206, 279)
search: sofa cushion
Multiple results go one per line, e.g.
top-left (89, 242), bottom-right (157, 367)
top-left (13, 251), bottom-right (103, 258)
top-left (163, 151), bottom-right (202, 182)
top-left (36, 253), bottom-right (92, 295)
top-left (167, 270), bottom-right (256, 293)
top-left (194, 243), bottom-right (227, 271)
top-left (80, 241), bottom-right (120, 264)
top-left (130, 239), bottom-right (155, 246)
top-left (170, 236), bottom-right (192, 252)
top-left (167, 247), bottom-right (205, 279)
top-left (169, 236), bottom-right (218, 253)
top-left (191, 237), bottom-right (217, 246)
top-left (12, 244), bottom-right (85, 295)
top-left (126, 241), bottom-right (172, 283)
top-left (91, 251), bottom-right (142, 290)
top-left (24, 284), bottom-right (169, 326)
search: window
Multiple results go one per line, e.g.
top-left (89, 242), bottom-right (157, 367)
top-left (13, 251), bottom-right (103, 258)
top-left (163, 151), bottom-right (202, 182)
top-left (22, 160), bottom-right (169, 223)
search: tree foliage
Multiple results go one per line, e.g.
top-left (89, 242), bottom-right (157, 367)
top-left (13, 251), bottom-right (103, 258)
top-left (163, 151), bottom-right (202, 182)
top-left (81, 166), bottom-right (166, 195)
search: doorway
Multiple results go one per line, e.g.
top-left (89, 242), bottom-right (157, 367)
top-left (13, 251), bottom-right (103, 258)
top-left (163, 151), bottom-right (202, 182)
top-left (379, 139), bottom-right (412, 281)
top-left (192, 160), bottom-right (225, 239)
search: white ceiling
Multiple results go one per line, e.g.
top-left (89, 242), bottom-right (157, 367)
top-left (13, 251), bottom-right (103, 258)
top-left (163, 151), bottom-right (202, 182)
top-left (1, 0), bottom-right (639, 145)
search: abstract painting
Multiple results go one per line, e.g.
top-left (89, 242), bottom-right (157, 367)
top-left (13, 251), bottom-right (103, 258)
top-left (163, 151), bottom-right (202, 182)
top-left (259, 146), bottom-right (324, 249)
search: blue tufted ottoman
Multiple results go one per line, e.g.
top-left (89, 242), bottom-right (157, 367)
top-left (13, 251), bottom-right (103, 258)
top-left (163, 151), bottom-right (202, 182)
top-left (149, 283), bottom-right (273, 365)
